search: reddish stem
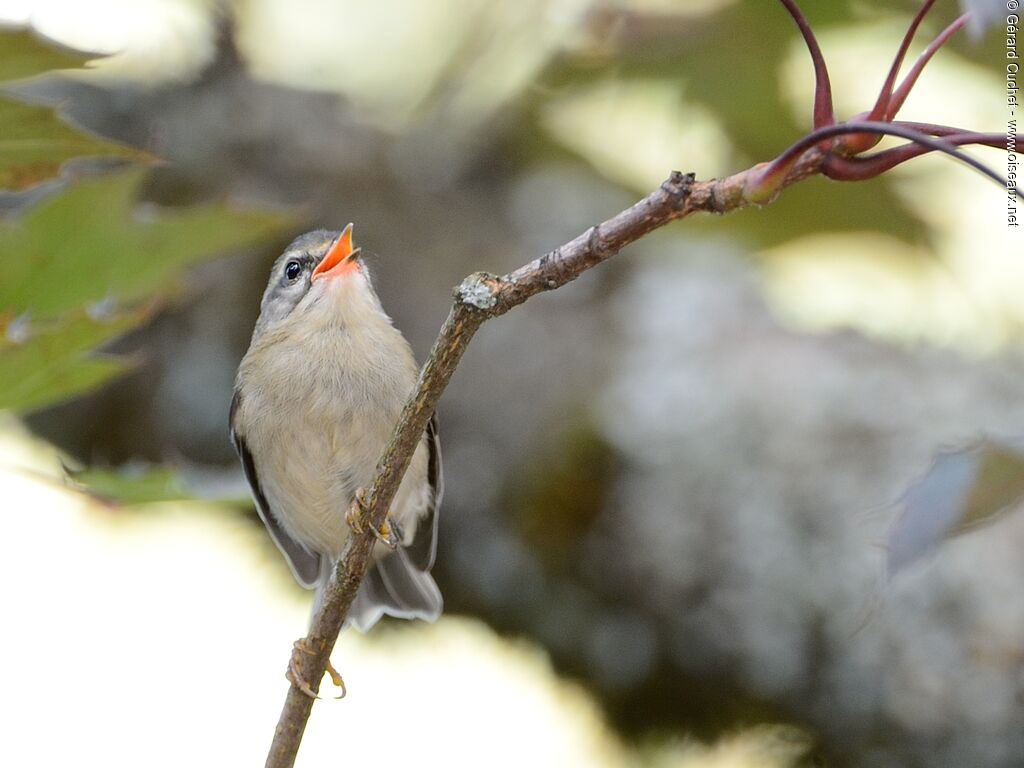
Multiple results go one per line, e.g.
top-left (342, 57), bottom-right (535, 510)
top-left (824, 132), bottom-right (1006, 181)
top-left (840, 0), bottom-right (937, 155)
top-left (778, 0), bottom-right (834, 130)
top-left (869, 0), bottom-right (937, 122)
top-left (893, 120), bottom-right (986, 137)
top-left (747, 121), bottom-right (1015, 202)
top-left (888, 14), bottom-right (968, 119)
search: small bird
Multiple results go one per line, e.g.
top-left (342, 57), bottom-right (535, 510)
top-left (230, 226), bottom-right (442, 694)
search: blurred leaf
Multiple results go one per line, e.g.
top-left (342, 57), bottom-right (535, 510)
top-left (0, 170), bottom-right (298, 412)
top-left (66, 461), bottom-right (251, 506)
top-left (68, 463), bottom-right (191, 505)
top-left (0, 28), bottom-right (94, 82)
top-left (0, 310), bottom-right (142, 412)
top-left (0, 27), bottom-right (135, 191)
top-left (0, 169), bottom-right (298, 320)
top-left (957, 445), bottom-right (1024, 531)
top-left (888, 440), bottom-right (1024, 576)
top-left (0, 98), bottom-right (141, 190)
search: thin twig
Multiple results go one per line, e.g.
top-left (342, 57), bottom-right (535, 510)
top-left (263, 162), bottom-right (806, 766)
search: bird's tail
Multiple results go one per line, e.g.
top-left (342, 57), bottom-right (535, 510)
top-left (312, 549), bottom-right (442, 632)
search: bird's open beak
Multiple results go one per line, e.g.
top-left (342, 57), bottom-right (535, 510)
top-left (311, 223), bottom-right (361, 281)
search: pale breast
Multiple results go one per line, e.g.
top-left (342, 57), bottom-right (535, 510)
top-left (236, 314), bottom-right (429, 559)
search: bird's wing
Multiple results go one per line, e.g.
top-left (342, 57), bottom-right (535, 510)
top-left (230, 391), bottom-right (322, 588)
top-left (404, 414), bottom-right (443, 571)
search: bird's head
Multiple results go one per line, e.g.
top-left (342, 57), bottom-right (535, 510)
top-left (254, 225), bottom-right (383, 334)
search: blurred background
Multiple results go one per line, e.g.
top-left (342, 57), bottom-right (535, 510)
top-left (0, 0), bottom-right (1022, 766)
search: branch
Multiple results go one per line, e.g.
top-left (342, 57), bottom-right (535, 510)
top-left (266, 5), bottom-right (1017, 758)
top-left (264, 160), bottom-right (820, 766)
top-left (266, 80), bottom-right (1014, 757)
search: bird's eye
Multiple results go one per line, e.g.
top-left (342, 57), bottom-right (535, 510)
top-left (285, 260), bottom-right (302, 281)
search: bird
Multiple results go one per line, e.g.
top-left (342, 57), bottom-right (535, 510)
top-left (230, 225), bottom-right (442, 696)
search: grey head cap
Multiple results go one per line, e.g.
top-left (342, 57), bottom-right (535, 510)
top-left (255, 228), bottom-right (356, 332)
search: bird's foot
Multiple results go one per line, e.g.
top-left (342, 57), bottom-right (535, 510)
top-left (286, 638), bottom-right (346, 700)
top-left (345, 488), bottom-right (401, 550)
top-left (344, 488), bottom-right (371, 533)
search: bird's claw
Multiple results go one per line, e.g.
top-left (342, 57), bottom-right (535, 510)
top-left (345, 488), bottom-right (401, 550)
top-left (344, 489), bottom-right (371, 533)
top-left (286, 638), bottom-right (346, 700)
top-left (372, 517), bottom-right (402, 550)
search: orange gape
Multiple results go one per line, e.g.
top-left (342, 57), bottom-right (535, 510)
top-left (312, 223), bottom-right (359, 281)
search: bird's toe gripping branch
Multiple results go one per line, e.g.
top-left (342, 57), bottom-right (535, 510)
top-left (743, 0), bottom-right (1017, 206)
top-left (345, 488), bottom-right (401, 549)
top-left (287, 639), bottom-right (346, 700)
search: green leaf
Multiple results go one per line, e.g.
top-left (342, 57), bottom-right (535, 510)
top-left (65, 461), bottom-right (251, 507)
top-left (0, 169), bottom-right (298, 320)
top-left (68, 464), bottom-right (192, 505)
top-left (0, 28), bottom-right (95, 82)
top-left (0, 170), bottom-right (298, 412)
top-left (0, 310), bottom-right (141, 412)
top-left (0, 28), bottom-right (138, 191)
top-left (0, 98), bottom-right (140, 190)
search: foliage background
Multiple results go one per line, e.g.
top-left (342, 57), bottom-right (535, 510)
top-left (0, 1), bottom-right (1020, 766)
